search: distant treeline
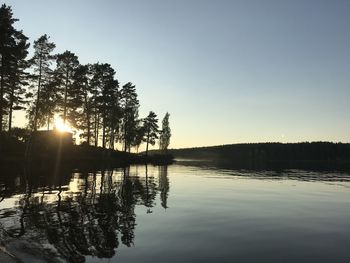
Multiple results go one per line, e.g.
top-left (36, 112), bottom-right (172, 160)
top-left (166, 142), bottom-right (350, 170)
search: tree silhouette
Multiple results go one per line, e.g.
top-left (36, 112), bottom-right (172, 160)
top-left (0, 164), bottom-right (172, 261)
top-left (107, 83), bottom-right (122, 149)
top-left (26, 69), bottom-right (60, 130)
top-left (0, 4), bottom-right (28, 132)
top-left (40, 75), bottom-right (60, 130)
top-left (85, 63), bottom-right (121, 148)
top-left (120, 82), bottom-right (139, 152)
top-left (159, 112), bottom-right (171, 152)
top-left (0, 5), bottom-right (172, 153)
top-left (143, 111), bottom-right (159, 156)
top-left (7, 30), bottom-right (29, 132)
top-left (89, 63), bottom-right (108, 147)
top-left (28, 34), bottom-right (56, 130)
top-left (132, 123), bottom-right (145, 152)
top-left (97, 63), bottom-right (119, 148)
top-left (73, 64), bottom-right (94, 144)
top-left (55, 50), bottom-right (79, 125)
top-left (158, 165), bottom-right (169, 209)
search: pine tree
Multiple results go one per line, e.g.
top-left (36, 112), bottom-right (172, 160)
top-left (40, 76), bottom-right (60, 130)
top-left (55, 50), bottom-right (79, 125)
top-left (120, 82), bottom-right (139, 151)
top-left (143, 111), bottom-right (159, 156)
top-left (8, 29), bottom-right (30, 132)
top-left (0, 4), bottom-right (28, 133)
top-left (97, 63), bottom-right (119, 148)
top-left (73, 64), bottom-right (93, 144)
top-left (132, 123), bottom-right (145, 153)
top-left (107, 84), bottom-right (122, 149)
top-left (28, 34), bottom-right (56, 130)
top-left (90, 63), bottom-right (103, 146)
top-left (0, 4), bottom-right (172, 150)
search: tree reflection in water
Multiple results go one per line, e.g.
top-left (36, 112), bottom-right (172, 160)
top-left (158, 165), bottom-right (170, 209)
top-left (0, 164), bottom-right (170, 262)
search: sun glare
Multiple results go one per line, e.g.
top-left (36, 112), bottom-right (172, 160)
top-left (54, 115), bottom-right (72, 133)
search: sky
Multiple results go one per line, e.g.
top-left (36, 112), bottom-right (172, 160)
top-left (5, 0), bottom-right (350, 148)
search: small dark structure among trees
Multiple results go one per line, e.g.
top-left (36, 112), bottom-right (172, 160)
top-left (31, 130), bottom-right (73, 148)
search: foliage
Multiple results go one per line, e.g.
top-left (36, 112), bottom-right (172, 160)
top-left (120, 82), bottom-right (139, 151)
top-left (10, 126), bottom-right (30, 142)
top-left (143, 111), bottom-right (159, 155)
top-left (159, 112), bottom-right (171, 151)
top-left (0, 4), bottom-right (171, 152)
top-left (27, 34), bottom-right (56, 130)
top-left (55, 50), bottom-right (79, 125)
top-left (0, 4), bottom-right (30, 132)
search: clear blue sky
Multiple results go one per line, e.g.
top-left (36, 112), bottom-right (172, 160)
top-left (6, 0), bottom-right (350, 148)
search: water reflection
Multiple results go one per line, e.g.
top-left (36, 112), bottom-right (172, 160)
top-left (0, 164), bottom-right (170, 262)
top-left (1, 163), bottom-right (350, 263)
top-left (176, 159), bottom-right (350, 182)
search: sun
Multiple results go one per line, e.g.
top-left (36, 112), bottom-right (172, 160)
top-left (54, 115), bottom-right (72, 133)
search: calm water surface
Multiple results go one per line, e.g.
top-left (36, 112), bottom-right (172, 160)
top-left (0, 163), bottom-right (350, 262)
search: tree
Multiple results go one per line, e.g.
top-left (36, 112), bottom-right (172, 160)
top-left (89, 63), bottom-right (103, 146)
top-left (97, 63), bottom-right (119, 148)
top-left (74, 64), bottom-right (93, 144)
top-left (131, 122), bottom-right (145, 153)
top-left (120, 82), bottom-right (139, 152)
top-left (143, 111), bottom-right (159, 156)
top-left (7, 28), bottom-right (30, 132)
top-left (26, 67), bottom-right (60, 131)
top-left (55, 50), bottom-right (79, 125)
top-left (28, 34), bottom-right (56, 130)
top-left (107, 85), bottom-right (122, 149)
top-left (40, 76), bottom-right (60, 130)
top-left (159, 112), bottom-right (171, 152)
top-left (0, 5), bottom-right (172, 149)
top-left (0, 4), bottom-right (28, 133)
top-left (86, 63), bottom-right (120, 148)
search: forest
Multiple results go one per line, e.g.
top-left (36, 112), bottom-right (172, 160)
top-left (167, 142), bottom-right (350, 170)
top-left (0, 4), bottom-right (171, 156)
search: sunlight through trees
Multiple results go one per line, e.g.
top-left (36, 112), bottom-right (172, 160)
top-left (0, 4), bottom-right (171, 152)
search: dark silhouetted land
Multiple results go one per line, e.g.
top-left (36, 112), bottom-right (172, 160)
top-left (0, 132), bottom-right (173, 167)
top-left (162, 142), bottom-right (350, 170)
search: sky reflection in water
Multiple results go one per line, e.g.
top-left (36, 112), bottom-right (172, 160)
top-left (0, 163), bottom-right (350, 263)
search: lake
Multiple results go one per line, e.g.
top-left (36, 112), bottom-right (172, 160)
top-left (0, 162), bottom-right (350, 262)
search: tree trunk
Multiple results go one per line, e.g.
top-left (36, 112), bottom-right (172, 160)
top-left (110, 121), bottom-right (115, 149)
top-left (63, 69), bottom-right (69, 124)
top-left (95, 113), bottom-right (100, 147)
top-left (9, 61), bottom-right (19, 133)
top-left (84, 86), bottom-right (91, 145)
top-left (94, 98), bottom-right (98, 147)
top-left (94, 113), bottom-right (97, 147)
top-left (102, 116), bottom-right (106, 149)
top-left (34, 59), bottom-right (42, 131)
top-left (124, 123), bottom-right (127, 152)
top-left (47, 115), bottom-right (50, 130)
top-left (8, 81), bottom-right (14, 133)
top-left (145, 131), bottom-right (150, 156)
top-left (87, 112), bottom-right (90, 145)
top-left (0, 58), bottom-right (5, 133)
